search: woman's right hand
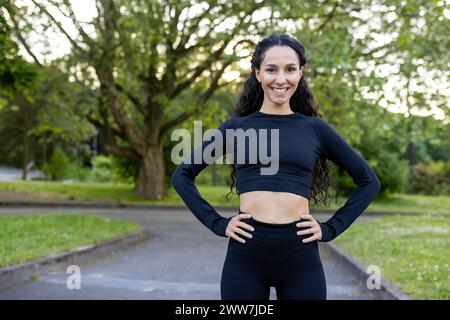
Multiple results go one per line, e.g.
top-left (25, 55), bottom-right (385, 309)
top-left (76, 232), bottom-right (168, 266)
top-left (225, 213), bottom-right (255, 243)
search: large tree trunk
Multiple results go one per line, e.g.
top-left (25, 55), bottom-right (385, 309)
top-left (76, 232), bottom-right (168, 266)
top-left (135, 144), bottom-right (166, 199)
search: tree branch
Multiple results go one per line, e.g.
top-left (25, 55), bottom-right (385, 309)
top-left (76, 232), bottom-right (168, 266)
top-left (158, 111), bottom-right (192, 143)
top-left (86, 110), bottom-right (128, 142)
top-left (4, 6), bottom-right (43, 67)
top-left (31, 0), bottom-right (86, 54)
top-left (174, 5), bottom-right (211, 55)
top-left (198, 60), bottom-right (233, 104)
top-left (315, 1), bottom-right (340, 32)
top-left (59, 0), bottom-right (96, 47)
top-left (170, 37), bottom-right (233, 98)
top-left (103, 142), bottom-right (140, 159)
top-left (115, 83), bottom-right (146, 116)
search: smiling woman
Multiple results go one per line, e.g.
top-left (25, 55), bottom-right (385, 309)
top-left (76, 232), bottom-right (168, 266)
top-left (171, 33), bottom-right (381, 300)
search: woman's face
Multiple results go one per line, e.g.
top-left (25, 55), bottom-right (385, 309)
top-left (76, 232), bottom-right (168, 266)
top-left (255, 45), bottom-right (303, 108)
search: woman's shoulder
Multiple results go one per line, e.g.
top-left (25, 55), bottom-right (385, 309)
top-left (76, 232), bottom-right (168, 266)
top-left (301, 115), bottom-right (345, 145)
top-left (301, 114), bottom-right (329, 131)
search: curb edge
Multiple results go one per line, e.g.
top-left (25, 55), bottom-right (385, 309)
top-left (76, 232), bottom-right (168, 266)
top-left (321, 241), bottom-right (413, 300)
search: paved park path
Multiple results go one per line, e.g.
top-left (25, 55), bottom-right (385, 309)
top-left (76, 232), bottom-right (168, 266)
top-left (0, 206), bottom-right (378, 299)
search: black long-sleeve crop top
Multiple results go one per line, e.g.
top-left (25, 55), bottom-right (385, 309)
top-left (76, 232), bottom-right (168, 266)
top-left (171, 110), bottom-right (381, 241)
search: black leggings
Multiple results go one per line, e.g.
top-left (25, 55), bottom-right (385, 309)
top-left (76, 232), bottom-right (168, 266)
top-left (220, 215), bottom-right (327, 300)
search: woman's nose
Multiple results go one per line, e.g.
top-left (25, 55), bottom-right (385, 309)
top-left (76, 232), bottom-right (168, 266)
top-left (275, 72), bottom-right (287, 84)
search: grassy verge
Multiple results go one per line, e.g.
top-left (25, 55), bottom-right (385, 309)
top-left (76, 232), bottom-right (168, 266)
top-left (366, 193), bottom-right (450, 216)
top-left (333, 214), bottom-right (450, 300)
top-left (0, 214), bottom-right (141, 268)
top-left (0, 181), bottom-right (449, 216)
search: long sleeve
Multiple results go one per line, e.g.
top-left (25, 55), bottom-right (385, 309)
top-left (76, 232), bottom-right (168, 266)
top-left (170, 117), bottom-right (236, 237)
top-left (310, 117), bottom-right (381, 242)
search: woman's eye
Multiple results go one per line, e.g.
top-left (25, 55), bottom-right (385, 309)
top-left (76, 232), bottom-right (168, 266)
top-left (288, 67), bottom-right (296, 72)
top-left (266, 69), bottom-right (275, 72)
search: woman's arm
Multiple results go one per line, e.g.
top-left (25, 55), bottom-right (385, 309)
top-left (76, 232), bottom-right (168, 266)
top-left (170, 117), bottom-right (236, 237)
top-left (309, 117), bottom-right (381, 242)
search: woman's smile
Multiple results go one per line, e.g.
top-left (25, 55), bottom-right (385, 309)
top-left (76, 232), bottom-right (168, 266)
top-left (271, 87), bottom-right (290, 93)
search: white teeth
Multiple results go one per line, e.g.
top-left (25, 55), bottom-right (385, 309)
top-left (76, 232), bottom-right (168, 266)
top-left (272, 87), bottom-right (288, 92)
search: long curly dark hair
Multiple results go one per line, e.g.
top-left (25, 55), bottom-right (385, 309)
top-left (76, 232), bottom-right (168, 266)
top-left (226, 33), bottom-right (338, 208)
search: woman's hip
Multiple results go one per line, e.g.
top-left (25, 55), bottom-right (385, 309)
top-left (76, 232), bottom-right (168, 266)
top-left (228, 216), bottom-right (319, 263)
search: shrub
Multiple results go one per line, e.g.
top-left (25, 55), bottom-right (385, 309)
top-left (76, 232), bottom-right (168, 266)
top-left (90, 155), bottom-right (113, 182)
top-left (88, 155), bottom-right (136, 183)
top-left (42, 145), bottom-right (74, 181)
top-left (410, 161), bottom-right (450, 195)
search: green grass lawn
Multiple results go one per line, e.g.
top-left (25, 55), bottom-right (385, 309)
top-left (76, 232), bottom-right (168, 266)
top-left (0, 180), bottom-right (449, 216)
top-left (334, 215), bottom-right (450, 300)
top-left (0, 214), bottom-right (141, 268)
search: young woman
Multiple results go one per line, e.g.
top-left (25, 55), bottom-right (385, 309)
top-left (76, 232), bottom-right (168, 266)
top-left (171, 33), bottom-right (381, 300)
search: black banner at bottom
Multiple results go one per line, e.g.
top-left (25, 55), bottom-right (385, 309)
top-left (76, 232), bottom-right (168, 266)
top-left (0, 299), bottom-right (445, 319)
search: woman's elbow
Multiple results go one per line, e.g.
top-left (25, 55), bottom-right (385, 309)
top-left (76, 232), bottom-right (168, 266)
top-left (371, 172), bottom-right (382, 195)
top-left (360, 166), bottom-right (381, 197)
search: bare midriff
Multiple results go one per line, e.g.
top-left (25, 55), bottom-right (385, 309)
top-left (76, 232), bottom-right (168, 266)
top-left (239, 191), bottom-right (310, 224)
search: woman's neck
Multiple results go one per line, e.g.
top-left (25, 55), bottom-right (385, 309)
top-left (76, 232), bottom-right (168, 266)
top-left (259, 102), bottom-right (293, 115)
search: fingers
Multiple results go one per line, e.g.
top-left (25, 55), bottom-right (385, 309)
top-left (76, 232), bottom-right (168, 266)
top-left (297, 226), bottom-right (319, 236)
top-left (237, 220), bottom-right (255, 232)
top-left (302, 234), bottom-right (319, 243)
top-left (234, 227), bottom-right (253, 240)
top-left (296, 214), bottom-right (321, 243)
top-left (300, 214), bottom-right (313, 221)
top-left (236, 213), bottom-right (255, 235)
top-left (228, 213), bottom-right (254, 243)
top-left (230, 232), bottom-right (247, 243)
top-left (237, 213), bottom-right (252, 220)
top-left (296, 221), bottom-right (315, 228)
top-left (229, 228), bottom-right (252, 243)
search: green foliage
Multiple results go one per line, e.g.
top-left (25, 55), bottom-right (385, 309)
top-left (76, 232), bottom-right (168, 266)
top-left (0, 62), bottom-right (96, 168)
top-left (41, 150), bottom-right (139, 184)
top-left (164, 136), bottom-right (178, 189)
top-left (109, 156), bottom-right (139, 184)
top-left (88, 155), bottom-right (137, 183)
top-left (410, 161), bottom-right (450, 195)
top-left (0, 9), bottom-right (38, 94)
top-left (90, 155), bottom-right (113, 182)
top-left (69, 165), bottom-right (91, 182)
top-left (41, 145), bottom-right (74, 181)
top-left (371, 153), bottom-right (409, 196)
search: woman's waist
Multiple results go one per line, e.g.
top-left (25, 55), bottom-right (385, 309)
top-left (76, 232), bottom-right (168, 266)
top-left (239, 190), bottom-right (309, 224)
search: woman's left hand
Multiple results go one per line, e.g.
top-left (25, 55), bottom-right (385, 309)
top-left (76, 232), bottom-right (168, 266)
top-left (296, 214), bottom-right (322, 243)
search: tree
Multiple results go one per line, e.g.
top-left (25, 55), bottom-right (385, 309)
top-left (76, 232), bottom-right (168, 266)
top-left (7, 0), bottom-right (291, 199)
